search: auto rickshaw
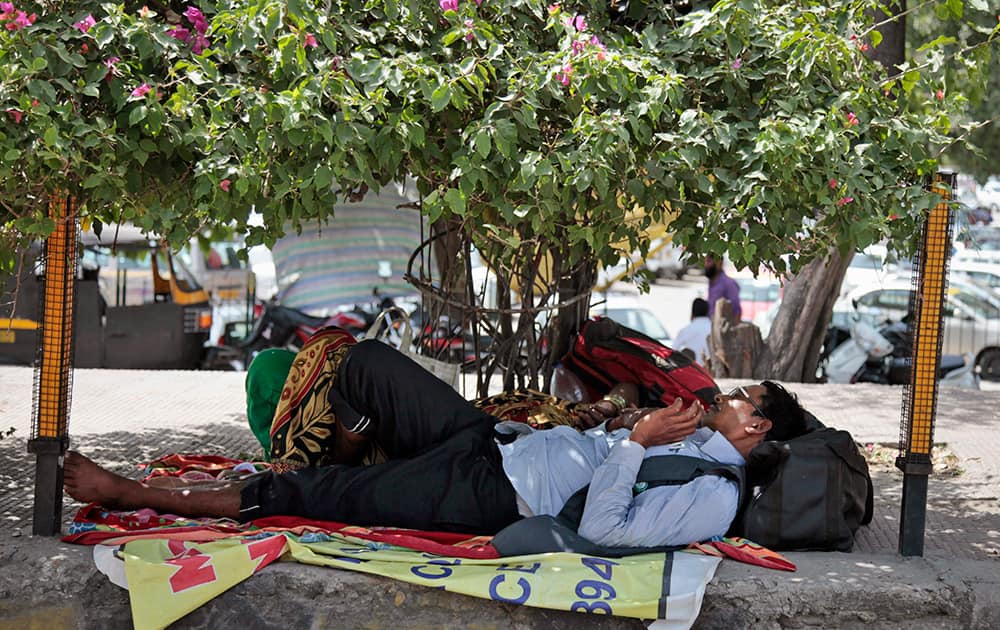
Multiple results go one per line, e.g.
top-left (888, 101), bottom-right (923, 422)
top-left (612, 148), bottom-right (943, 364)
top-left (1, 226), bottom-right (213, 369)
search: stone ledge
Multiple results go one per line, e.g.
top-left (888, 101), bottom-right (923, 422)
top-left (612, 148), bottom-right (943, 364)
top-left (2, 540), bottom-right (998, 629)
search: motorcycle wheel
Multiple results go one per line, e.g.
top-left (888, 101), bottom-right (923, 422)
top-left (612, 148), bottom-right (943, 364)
top-left (977, 348), bottom-right (1000, 382)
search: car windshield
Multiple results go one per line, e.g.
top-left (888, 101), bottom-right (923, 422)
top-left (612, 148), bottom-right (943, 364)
top-left (601, 307), bottom-right (670, 341)
top-left (949, 288), bottom-right (1000, 320)
top-left (737, 279), bottom-right (780, 302)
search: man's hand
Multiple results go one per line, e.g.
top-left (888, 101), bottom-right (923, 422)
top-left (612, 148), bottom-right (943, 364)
top-left (573, 399), bottom-right (627, 430)
top-left (627, 398), bottom-right (703, 448)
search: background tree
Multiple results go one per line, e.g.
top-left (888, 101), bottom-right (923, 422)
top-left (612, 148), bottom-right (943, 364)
top-left (1, 0), bottom-right (994, 390)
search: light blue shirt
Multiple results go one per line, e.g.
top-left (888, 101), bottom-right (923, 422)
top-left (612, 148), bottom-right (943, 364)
top-left (496, 424), bottom-right (744, 548)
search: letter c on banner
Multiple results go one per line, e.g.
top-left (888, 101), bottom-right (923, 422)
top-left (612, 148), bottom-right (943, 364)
top-left (488, 574), bottom-right (531, 605)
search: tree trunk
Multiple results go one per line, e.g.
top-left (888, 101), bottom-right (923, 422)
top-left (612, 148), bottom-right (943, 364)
top-left (549, 259), bottom-right (596, 382)
top-left (756, 250), bottom-right (852, 381)
top-left (710, 249), bottom-right (851, 382)
top-left (868, 1), bottom-right (906, 78)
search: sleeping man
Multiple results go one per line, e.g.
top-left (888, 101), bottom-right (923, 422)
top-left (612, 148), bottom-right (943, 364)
top-left (65, 339), bottom-right (809, 552)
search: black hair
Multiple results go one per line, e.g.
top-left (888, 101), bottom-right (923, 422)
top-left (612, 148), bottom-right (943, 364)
top-left (758, 380), bottom-right (808, 442)
top-left (691, 297), bottom-right (709, 318)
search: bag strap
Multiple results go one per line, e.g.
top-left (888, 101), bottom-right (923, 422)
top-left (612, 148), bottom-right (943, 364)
top-left (364, 307), bottom-right (413, 350)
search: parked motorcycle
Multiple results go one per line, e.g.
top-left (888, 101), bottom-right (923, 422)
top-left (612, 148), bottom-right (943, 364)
top-left (239, 290), bottom-right (413, 359)
top-left (822, 317), bottom-right (980, 388)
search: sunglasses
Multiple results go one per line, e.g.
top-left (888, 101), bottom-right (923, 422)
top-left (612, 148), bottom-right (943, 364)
top-left (728, 386), bottom-right (767, 419)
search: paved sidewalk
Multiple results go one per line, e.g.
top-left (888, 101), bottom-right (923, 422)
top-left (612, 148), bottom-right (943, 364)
top-left (0, 366), bottom-right (998, 627)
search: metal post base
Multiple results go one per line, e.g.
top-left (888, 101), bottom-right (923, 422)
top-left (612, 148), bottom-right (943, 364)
top-left (27, 437), bottom-right (69, 536)
top-left (898, 472), bottom-right (929, 557)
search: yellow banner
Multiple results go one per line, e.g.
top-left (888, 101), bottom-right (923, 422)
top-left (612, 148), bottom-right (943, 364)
top-left (120, 531), bottom-right (719, 629)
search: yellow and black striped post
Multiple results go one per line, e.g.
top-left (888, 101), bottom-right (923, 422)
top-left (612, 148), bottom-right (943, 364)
top-left (27, 194), bottom-right (77, 536)
top-left (896, 173), bottom-right (955, 556)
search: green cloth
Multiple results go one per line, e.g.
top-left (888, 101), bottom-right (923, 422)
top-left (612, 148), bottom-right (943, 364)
top-left (245, 348), bottom-right (296, 458)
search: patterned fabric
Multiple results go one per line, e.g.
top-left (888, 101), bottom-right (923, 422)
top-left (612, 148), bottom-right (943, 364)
top-left (472, 389), bottom-right (586, 429)
top-left (268, 327), bottom-right (357, 472)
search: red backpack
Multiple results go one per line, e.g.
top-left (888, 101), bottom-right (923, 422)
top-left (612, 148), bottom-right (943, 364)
top-left (561, 316), bottom-right (720, 409)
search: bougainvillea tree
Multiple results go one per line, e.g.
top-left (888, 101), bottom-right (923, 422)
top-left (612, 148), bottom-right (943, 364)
top-left (1, 0), bottom-right (995, 385)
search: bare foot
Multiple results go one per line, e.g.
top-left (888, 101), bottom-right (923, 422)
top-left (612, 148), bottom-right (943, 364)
top-left (64, 451), bottom-right (140, 509)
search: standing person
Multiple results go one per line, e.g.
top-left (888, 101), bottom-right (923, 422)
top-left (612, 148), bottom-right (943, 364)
top-left (65, 340), bottom-right (810, 550)
top-left (704, 255), bottom-right (742, 322)
top-left (672, 298), bottom-right (712, 365)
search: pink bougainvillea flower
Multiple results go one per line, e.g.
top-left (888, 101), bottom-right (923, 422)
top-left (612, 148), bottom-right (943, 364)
top-left (845, 112), bottom-right (859, 126)
top-left (572, 14), bottom-right (587, 31)
top-left (935, 89), bottom-right (945, 100)
top-left (6, 109), bottom-right (23, 124)
top-left (30, 99), bottom-right (38, 107)
top-left (556, 63), bottom-right (573, 86)
top-left (0, 3), bottom-right (14, 14)
top-left (589, 35), bottom-right (607, 60)
top-left (105, 56), bottom-right (121, 68)
top-left (130, 83), bottom-right (151, 98)
top-left (475, 0), bottom-right (482, 4)
top-left (139, 5), bottom-right (152, 18)
top-left (304, 33), bottom-right (318, 48)
top-left (184, 6), bottom-right (209, 34)
top-left (889, 213), bottom-right (899, 220)
top-left (829, 178), bottom-right (838, 189)
top-left (220, 179), bottom-right (231, 192)
top-left (836, 196), bottom-right (854, 207)
top-left (191, 34), bottom-right (210, 53)
top-left (73, 14), bottom-right (96, 33)
top-left (731, 57), bottom-right (742, 69)
top-left (548, 4), bottom-right (560, 14)
top-left (571, 39), bottom-right (585, 55)
top-left (439, 0), bottom-right (458, 11)
top-left (167, 26), bottom-right (191, 42)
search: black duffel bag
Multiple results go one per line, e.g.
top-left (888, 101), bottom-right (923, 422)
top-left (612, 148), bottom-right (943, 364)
top-left (731, 426), bottom-right (874, 552)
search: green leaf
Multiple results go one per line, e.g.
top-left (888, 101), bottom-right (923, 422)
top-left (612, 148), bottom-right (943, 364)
top-left (474, 130), bottom-right (491, 158)
top-left (129, 106), bottom-right (148, 125)
top-left (82, 174), bottom-right (103, 189)
top-left (4, 149), bottom-right (21, 161)
top-left (431, 84), bottom-right (451, 112)
top-left (917, 35), bottom-right (958, 52)
top-left (900, 70), bottom-right (921, 93)
top-left (31, 56), bottom-right (48, 71)
top-left (441, 28), bottom-right (463, 46)
top-left (444, 188), bottom-right (466, 215)
top-left (43, 127), bottom-right (59, 146)
top-left (314, 165), bottom-right (333, 189)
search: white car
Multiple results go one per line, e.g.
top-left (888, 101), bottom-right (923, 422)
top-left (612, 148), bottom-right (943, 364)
top-left (840, 244), bottom-right (910, 298)
top-left (950, 261), bottom-right (1000, 298)
top-left (590, 304), bottom-right (672, 345)
top-left (847, 279), bottom-right (1000, 380)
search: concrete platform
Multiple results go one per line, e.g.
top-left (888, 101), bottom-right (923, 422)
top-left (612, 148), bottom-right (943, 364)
top-left (1, 367), bottom-right (998, 628)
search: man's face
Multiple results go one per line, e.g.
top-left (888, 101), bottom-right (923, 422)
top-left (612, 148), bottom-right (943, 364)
top-left (704, 256), bottom-right (719, 279)
top-left (702, 385), bottom-right (772, 447)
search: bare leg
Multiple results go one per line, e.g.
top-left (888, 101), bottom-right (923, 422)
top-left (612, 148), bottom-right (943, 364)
top-left (64, 451), bottom-right (243, 520)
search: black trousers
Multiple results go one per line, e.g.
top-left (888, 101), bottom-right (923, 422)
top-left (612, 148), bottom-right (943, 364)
top-left (240, 340), bottom-right (521, 534)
